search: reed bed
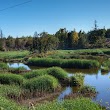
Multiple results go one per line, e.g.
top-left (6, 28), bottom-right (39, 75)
top-left (27, 58), bottom-right (100, 69)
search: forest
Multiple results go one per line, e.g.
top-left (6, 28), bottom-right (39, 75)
top-left (0, 22), bottom-right (110, 53)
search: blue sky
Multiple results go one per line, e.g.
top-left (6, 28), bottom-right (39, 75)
top-left (0, 0), bottom-right (110, 37)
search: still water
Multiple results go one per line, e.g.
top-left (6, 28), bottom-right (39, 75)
top-left (7, 63), bottom-right (110, 107)
top-left (8, 63), bottom-right (31, 70)
top-left (65, 69), bottom-right (110, 108)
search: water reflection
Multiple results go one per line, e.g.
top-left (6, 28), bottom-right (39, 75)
top-left (8, 63), bottom-right (31, 70)
top-left (58, 86), bottom-right (72, 101)
top-left (65, 69), bottom-right (110, 108)
top-left (7, 63), bottom-right (110, 108)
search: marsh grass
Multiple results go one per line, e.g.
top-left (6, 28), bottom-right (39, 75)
top-left (70, 73), bottom-right (84, 86)
top-left (0, 73), bottom-right (24, 85)
top-left (0, 51), bottom-right (29, 59)
top-left (0, 84), bottom-right (22, 101)
top-left (23, 75), bottom-right (59, 92)
top-left (23, 67), bottom-right (68, 84)
top-left (23, 69), bottom-right (48, 79)
top-left (101, 59), bottom-right (110, 72)
top-left (35, 97), bottom-right (102, 110)
top-left (47, 67), bottom-right (68, 81)
top-left (0, 96), bottom-right (27, 110)
top-left (28, 58), bottom-right (100, 69)
top-left (0, 62), bottom-right (9, 70)
top-left (79, 85), bottom-right (97, 96)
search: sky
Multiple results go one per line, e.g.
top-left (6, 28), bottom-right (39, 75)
top-left (0, 0), bottom-right (110, 37)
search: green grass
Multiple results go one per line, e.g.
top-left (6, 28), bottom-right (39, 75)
top-left (70, 73), bottom-right (84, 86)
top-left (101, 66), bottom-right (109, 73)
top-left (23, 75), bottom-right (59, 92)
top-left (102, 59), bottom-right (110, 68)
top-left (56, 49), bottom-right (110, 55)
top-left (47, 67), bottom-right (68, 81)
top-left (46, 49), bottom-right (110, 60)
top-left (35, 98), bottom-right (102, 110)
top-left (0, 73), bottom-right (24, 85)
top-left (28, 58), bottom-right (100, 69)
top-left (0, 96), bottom-right (27, 110)
top-left (23, 67), bottom-right (68, 84)
top-left (0, 62), bottom-right (9, 70)
top-left (23, 69), bottom-right (48, 79)
top-left (0, 84), bottom-right (22, 99)
top-left (80, 85), bottom-right (97, 94)
top-left (101, 59), bottom-right (110, 72)
top-left (0, 50), bottom-right (29, 59)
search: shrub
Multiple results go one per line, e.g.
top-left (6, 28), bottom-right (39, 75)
top-left (23, 75), bottom-right (59, 92)
top-left (0, 74), bottom-right (24, 85)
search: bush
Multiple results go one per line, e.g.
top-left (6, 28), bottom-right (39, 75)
top-left (70, 73), bottom-right (84, 86)
top-left (23, 75), bottom-right (59, 92)
top-left (0, 74), bottom-right (24, 85)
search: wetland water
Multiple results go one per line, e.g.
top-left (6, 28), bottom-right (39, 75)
top-left (7, 63), bottom-right (110, 107)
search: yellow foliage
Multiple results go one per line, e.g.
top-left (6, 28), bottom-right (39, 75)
top-left (73, 31), bottom-right (79, 43)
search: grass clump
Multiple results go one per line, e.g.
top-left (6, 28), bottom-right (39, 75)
top-left (35, 98), bottom-right (101, 110)
top-left (80, 85), bottom-right (97, 94)
top-left (70, 73), bottom-right (84, 86)
top-left (101, 60), bottom-right (110, 72)
top-left (0, 84), bottom-right (22, 100)
top-left (0, 96), bottom-right (26, 110)
top-left (23, 69), bottom-right (48, 79)
top-left (0, 62), bottom-right (9, 70)
top-left (23, 75), bottom-right (59, 92)
top-left (47, 67), bottom-right (68, 81)
top-left (0, 73), bottom-right (24, 85)
top-left (101, 66), bottom-right (109, 73)
top-left (27, 58), bottom-right (100, 69)
top-left (23, 67), bottom-right (68, 84)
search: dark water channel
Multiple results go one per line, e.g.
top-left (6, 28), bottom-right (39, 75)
top-left (7, 63), bottom-right (110, 108)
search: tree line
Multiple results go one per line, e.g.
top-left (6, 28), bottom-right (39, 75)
top-left (0, 26), bottom-right (110, 53)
